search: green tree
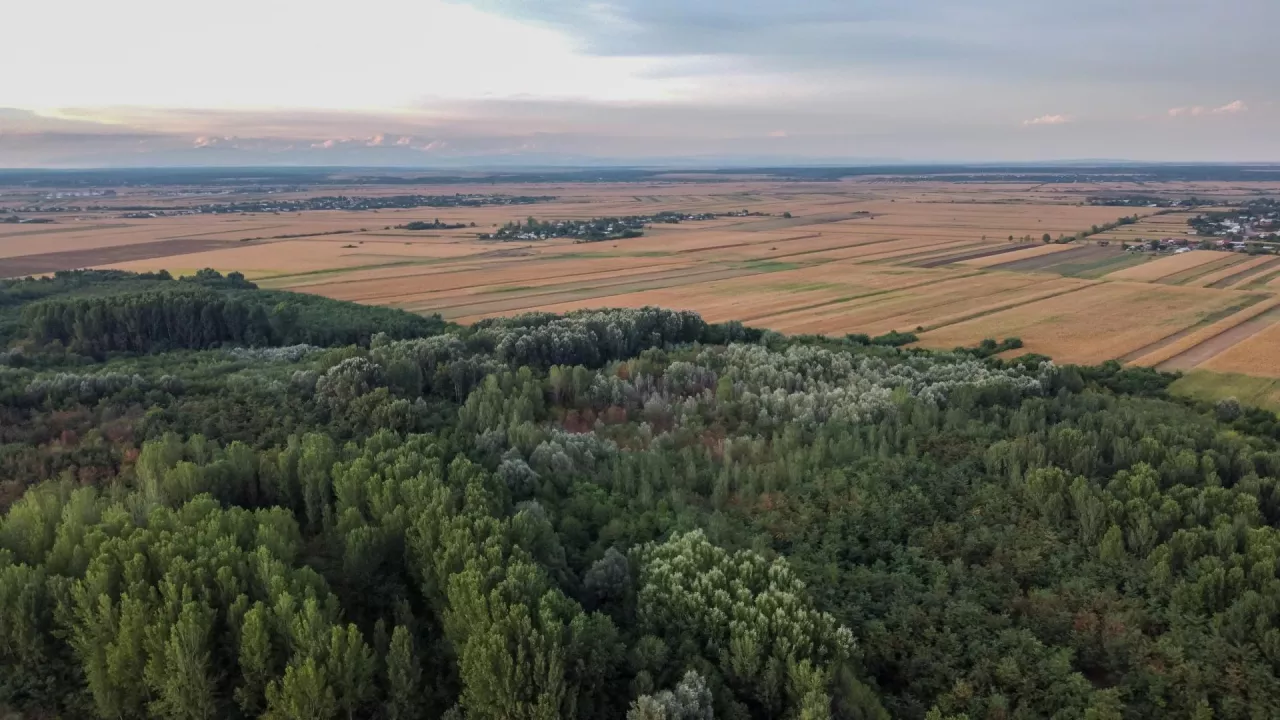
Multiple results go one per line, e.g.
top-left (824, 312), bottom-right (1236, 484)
top-left (146, 601), bottom-right (217, 720)
top-left (386, 625), bottom-right (422, 720)
top-left (235, 602), bottom-right (274, 716)
top-left (265, 658), bottom-right (337, 720)
top-left (298, 434), bottom-right (337, 533)
top-left (328, 623), bottom-right (376, 720)
top-left (627, 670), bottom-right (714, 720)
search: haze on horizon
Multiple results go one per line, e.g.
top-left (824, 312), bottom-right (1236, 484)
top-left (3, 0), bottom-right (1277, 168)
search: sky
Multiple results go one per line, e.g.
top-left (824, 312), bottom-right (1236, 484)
top-left (2, 0), bottom-right (1278, 167)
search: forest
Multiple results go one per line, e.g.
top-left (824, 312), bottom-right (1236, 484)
top-left (2, 269), bottom-right (1280, 719)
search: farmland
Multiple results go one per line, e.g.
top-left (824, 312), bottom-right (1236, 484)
top-left (3, 168), bottom-right (1280, 380)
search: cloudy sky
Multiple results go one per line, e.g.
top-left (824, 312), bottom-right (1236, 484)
top-left (2, 0), bottom-right (1277, 167)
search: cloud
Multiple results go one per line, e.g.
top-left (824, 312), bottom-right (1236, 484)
top-left (1168, 100), bottom-right (1248, 117)
top-left (460, 0), bottom-right (1280, 99)
top-left (768, 129), bottom-right (788, 138)
top-left (192, 135), bottom-right (241, 148)
top-left (1023, 114), bottom-right (1070, 126)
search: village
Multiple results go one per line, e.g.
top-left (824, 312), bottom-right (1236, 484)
top-left (4, 193), bottom-right (559, 217)
top-left (477, 209), bottom-right (768, 242)
top-left (1086, 195), bottom-right (1207, 208)
top-left (1175, 199), bottom-right (1280, 251)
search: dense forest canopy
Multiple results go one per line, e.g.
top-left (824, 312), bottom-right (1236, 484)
top-left (2, 270), bottom-right (1280, 719)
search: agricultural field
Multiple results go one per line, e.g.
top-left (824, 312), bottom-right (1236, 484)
top-left (1169, 370), bottom-right (1280, 412)
top-left (1104, 250), bottom-right (1228, 282)
top-left (3, 171), bottom-right (1280, 382)
top-left (916, 282), bottom-right (1260, 365)
top-left (1089, 211), bottom-right (1203, 245)
top-left (1199, 320), bottom-right (1280, 377)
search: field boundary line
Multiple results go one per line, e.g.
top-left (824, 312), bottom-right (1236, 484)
top-left (1128, 295), bottom-right (1280, 368)
top-left (1117, 294), bottom-right (1271, 363)
top-left (0, 223), bottom-right (124, 239)
top-left (1212, 256), bottom-right (1280, 289)
top-left (1242, 267), bottom-right (1280, 290)
top-left (919, 282), bottom-right (1098, 333)
top-left (428, 262), bottom-right (819, 319)
top-left (858, 242), bottom-right (988, 265)
top-left (274, 249), bottom-right (684, 290)
top-left (409, 264), bottom-right (746, 312)
top-left (265, 246), bottom-right (552, 285)
top-left (767, 236), bottom-right (916, 260)
top-left (1159, 255), bottom-right (1247, 286)
top-left (672, 232), bottom-right (824, 256)
top-left (345, 263), bottom-right (730, 307)
top-left (910, 243), bottom-right (1041, 268)
top-left (850, 240), bottom-right (983, 264)
top-left (1105, 251), bottom-right (1225, 283)
top-left (751, 273), bottom-right (1045, 332)
top-left (733, 271), bottom-right (986, 324)
top-left (1156, 306), bottom-right (1280, 372)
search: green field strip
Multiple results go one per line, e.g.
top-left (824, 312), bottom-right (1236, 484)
top-left (1055, 252), bottom-right (1148, 279)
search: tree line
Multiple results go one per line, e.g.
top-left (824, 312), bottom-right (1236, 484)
top-left (11, 270), bottom-right (443, 356)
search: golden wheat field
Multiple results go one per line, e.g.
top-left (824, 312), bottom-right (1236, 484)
top-left (1200, 321), bottom-right (1280, 377)
top-left (4, 174), bottom-right (1280, 377)
top-left (915, 281), bottom-right (1256, 365)
top-left (1104, 250), bottom-right (1225, 282)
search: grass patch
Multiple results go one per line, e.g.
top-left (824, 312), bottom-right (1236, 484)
top-left (1242, 267), bottom-right (1280, 290)
top-left (1053, 253), bottom-right (1147, 279)
top-left (1196, 298), bottom-right (1268, 325)
top-left (482, 285), bottom-right (538, 294)
top-left (741, 260), bottom-right (802, 272)
top-left (1208, 257), bottom-right (1280, 288)
top-left (1170, 370), bottom-right (1280, 412)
